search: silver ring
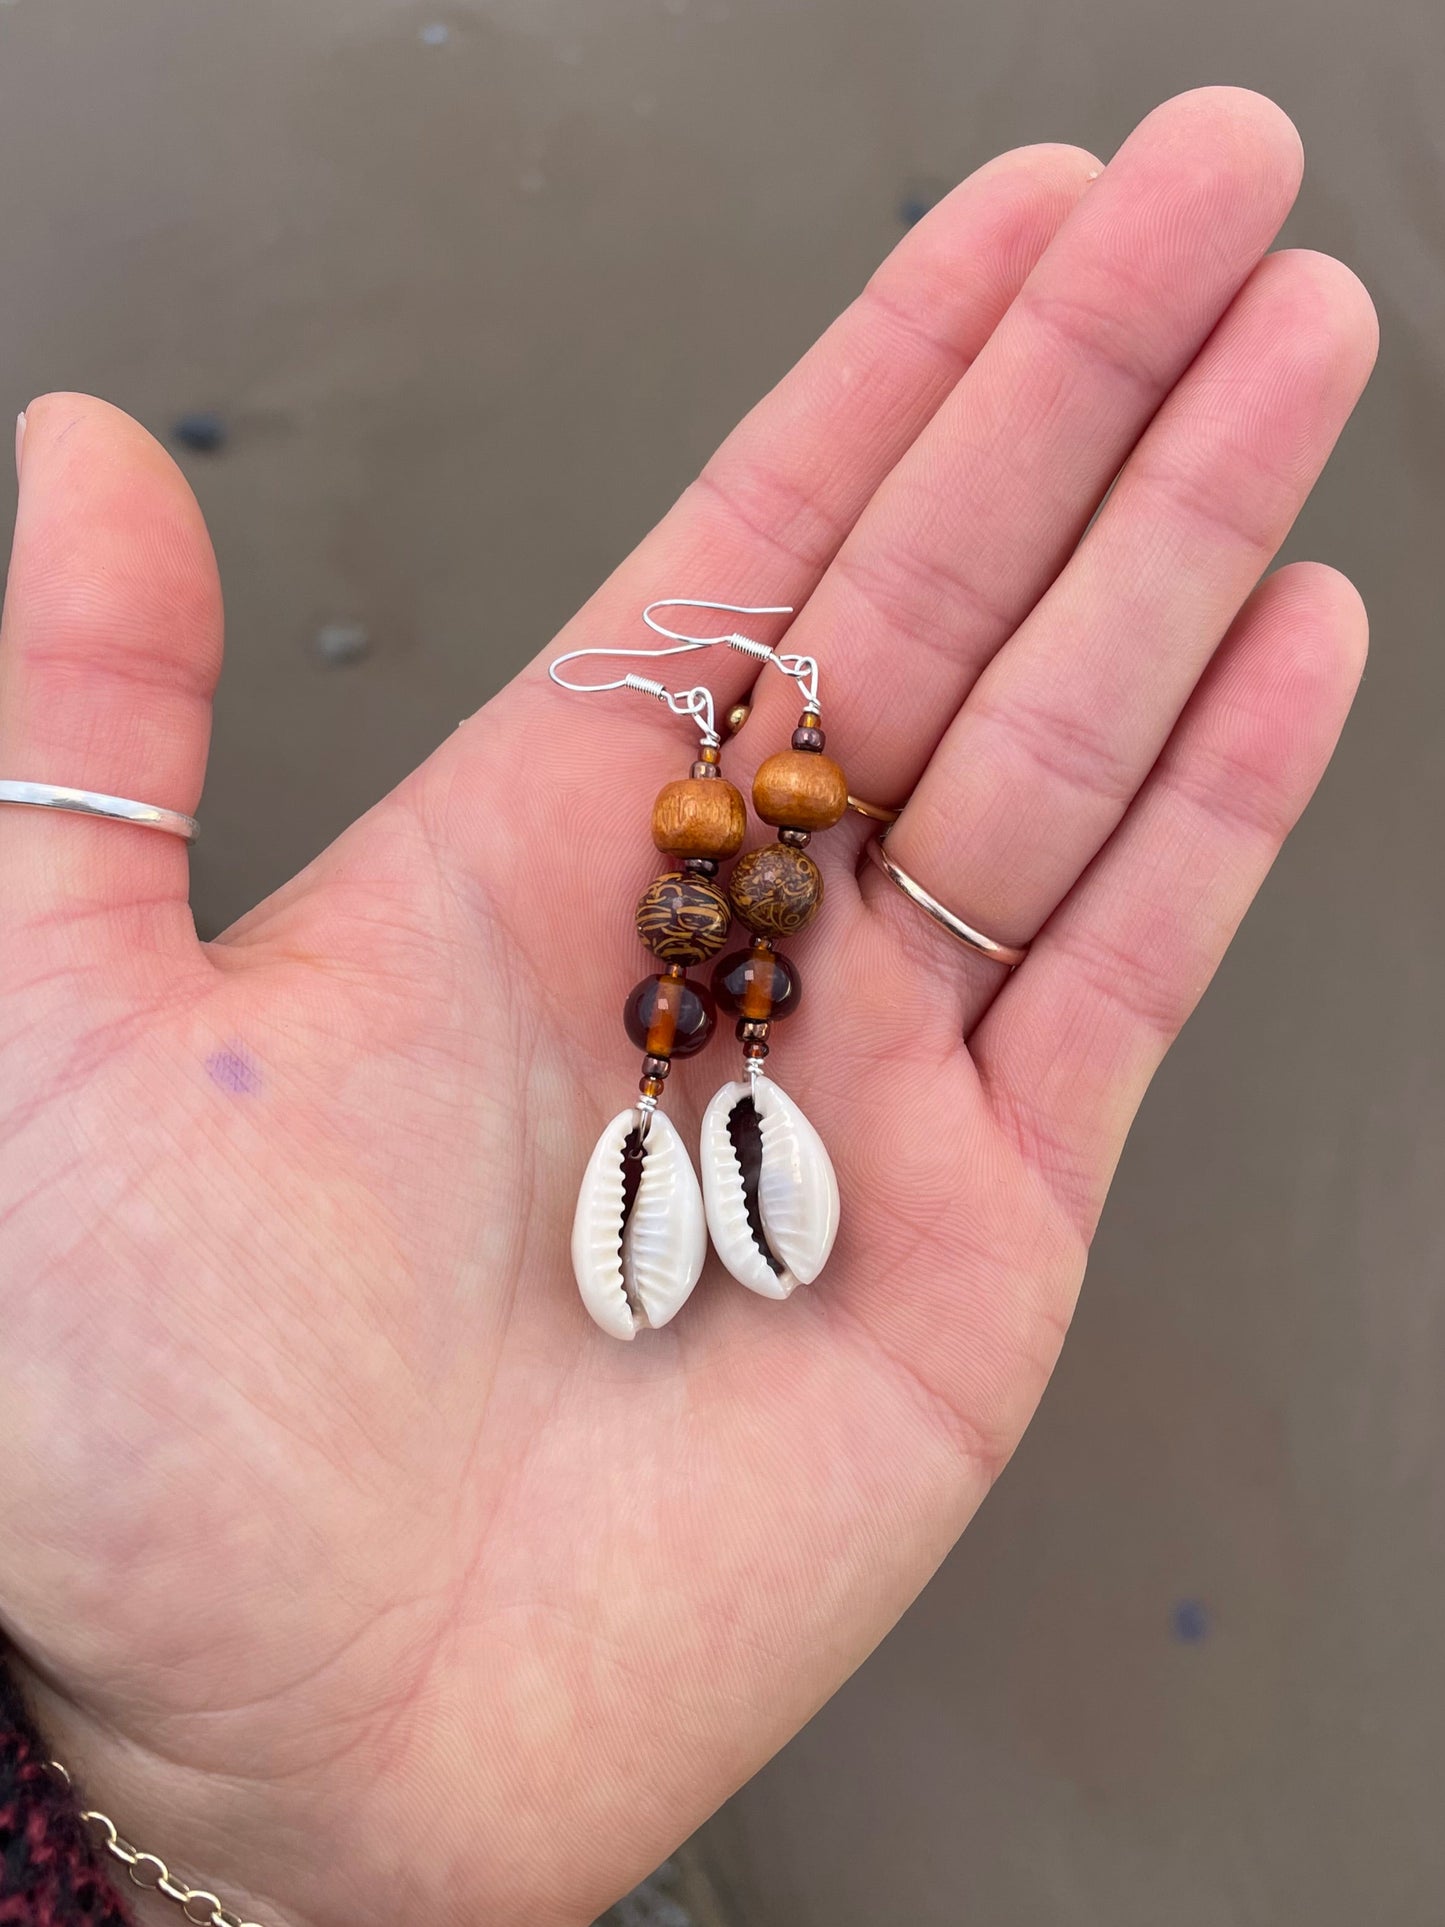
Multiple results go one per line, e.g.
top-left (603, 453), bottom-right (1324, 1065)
top-left (0, 781), bottom-right (199, 843)
top-left (867, 833), bottom-right (1028, 967)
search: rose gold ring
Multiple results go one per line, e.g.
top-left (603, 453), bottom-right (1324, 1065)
top-left (866, 833), bottom-right (1028, 967)
top-left (847, 794), bottom-right (901, 824)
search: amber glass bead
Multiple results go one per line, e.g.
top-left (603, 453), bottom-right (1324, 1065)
top-left (635, 870), bottom-right (732, 966)
top-left (711, 943), bottom-right (801, 1022)
top-left (752, 749), bottom-right (848, 831)
top-left (651, 776), bottom-right (747, 858)
top-left (729, 843), bottom-right (824, 938)
top-left (624, 973), bottom-right (716, 1059)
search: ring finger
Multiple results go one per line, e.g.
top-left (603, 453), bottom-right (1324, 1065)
top-left (865, 245), bottom-right (1377, 1028)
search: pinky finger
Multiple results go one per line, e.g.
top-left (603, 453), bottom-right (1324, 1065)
top-left (971, 561), bottom-right (1368, 1237)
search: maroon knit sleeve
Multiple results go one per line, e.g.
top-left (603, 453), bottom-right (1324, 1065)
top-left (0, 1660), bottom-right (133, 1926)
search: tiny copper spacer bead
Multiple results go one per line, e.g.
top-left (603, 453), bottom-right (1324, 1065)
top-left (791, 724), bottom-right (826, 753)
top-left (737, 1018), bottom-right (771, 1043)
top-left (639, 1075), bottom-right (666, 1099)
top-left (682, 855), bottom-right (720, 877)
top-left (641, 1054), bottom-right (671, 1079)
top-left (779, 826), bottom-right (811, 848)
top-left (662, 962), bottom-right (687, 981)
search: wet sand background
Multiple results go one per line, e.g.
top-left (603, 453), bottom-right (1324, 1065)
top-left (0, 2), bottom-right (1439, 1921)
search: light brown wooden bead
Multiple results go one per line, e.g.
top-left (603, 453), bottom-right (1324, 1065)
top-left (650, 776), bottom-right (748, 858)
top-left (752, 750), bottom-right (849, 831)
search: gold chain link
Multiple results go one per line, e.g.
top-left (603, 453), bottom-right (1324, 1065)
top-left (45, 1761), bottom-right (269, 1927)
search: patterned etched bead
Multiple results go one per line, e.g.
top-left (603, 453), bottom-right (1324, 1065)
top-left (635, 871), bottom-right (732, 965)
top-left (624, 973), bottom-right (716, 1058)
top-left (728, 843), bottom-right (824, 938)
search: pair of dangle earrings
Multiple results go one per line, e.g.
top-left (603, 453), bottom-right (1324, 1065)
top-left (551, 599), bottom-right (845, 1340)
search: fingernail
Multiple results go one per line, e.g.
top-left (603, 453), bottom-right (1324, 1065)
top-left (14, 410), bottom-right (26, 481)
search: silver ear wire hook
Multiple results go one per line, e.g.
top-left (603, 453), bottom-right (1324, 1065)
top-left (641, 597), bottom-right (820, 713)
top-left (548, 645), bottom-right (722, 747)
top-left (641, 598), bottom-right (796, 646)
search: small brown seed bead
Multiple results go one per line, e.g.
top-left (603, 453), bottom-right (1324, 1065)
top-left (641, 1054), bottom-right (672, 1080)
top-left (638, 1076), bottom-right (667, 1100)
top-left (752, 749), bottom-right (849, 831)
top-left (635, 871), bottom-right (732, 966)
top-left (791, 724), bottom-right (826, 753)
top-left (729, 842), bottom-right (824, 939)
top-left (742, 1039), bottom-right (770, 1061)
top-left (651, 776), bottom-right (747, 859)
top-left (779, 826), bottom-right (811, 849)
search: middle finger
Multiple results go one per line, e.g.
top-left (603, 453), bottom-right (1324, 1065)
top-left (739, 87), bottom-right (1304, 804)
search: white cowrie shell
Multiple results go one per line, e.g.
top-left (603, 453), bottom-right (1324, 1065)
top-left (571, 1108), bottom-right (706, 1340)
top-left (700, 1076), bottom-right (840, 1298)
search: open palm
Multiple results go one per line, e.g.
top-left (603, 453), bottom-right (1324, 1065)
top-left (0, 90), bottom-right (1375, 1927)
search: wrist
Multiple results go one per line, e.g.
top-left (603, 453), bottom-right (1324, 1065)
top-left (3, 1660), bottom-right (299, 1927)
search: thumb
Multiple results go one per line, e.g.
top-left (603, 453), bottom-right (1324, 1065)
top-left (0, 394), bottom-right (222, 955)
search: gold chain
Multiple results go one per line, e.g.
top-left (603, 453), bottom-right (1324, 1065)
top-left (45, 1761), bottom-right (270, 1927)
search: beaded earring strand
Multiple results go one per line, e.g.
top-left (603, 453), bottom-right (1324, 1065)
top-left (549, 614), bottom-right (786, 1339)
top-left (639, 601), bottom-right (843, 1302)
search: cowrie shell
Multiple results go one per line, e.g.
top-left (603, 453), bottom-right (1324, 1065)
top-left (700, 1076), bottom-right (840, 1298)
top-left (571, 1108), bottom-right (706, 1340)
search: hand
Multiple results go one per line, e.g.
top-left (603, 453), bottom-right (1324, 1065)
top-left (0, 88), bottom-right (1374, 1927)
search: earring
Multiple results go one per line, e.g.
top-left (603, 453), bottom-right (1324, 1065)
top-left (548, 638), bottom-right (749, 1340)
top-left (640, 601), bottom-right (843, 1302)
